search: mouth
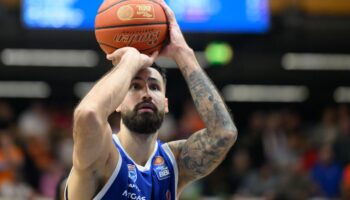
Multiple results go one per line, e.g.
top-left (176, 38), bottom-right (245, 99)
top-left (136, 102), bottom-right (156, 113)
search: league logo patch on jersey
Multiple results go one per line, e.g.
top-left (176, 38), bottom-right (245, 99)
top-left (128, 164), bottom-right (137, 183)
top-left (153, 156), bottom-right (171, 180)
top-left (154, 156), bottom-right (165, 165)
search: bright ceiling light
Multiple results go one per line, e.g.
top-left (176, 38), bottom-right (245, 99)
top-left (334, 87), bottom-right (350, 103)
top-left (222, 84), bottom-right (309, 102)
top-left (282, 53), bottom-right (350, 70)
top-left (1, 49), bottom-right (99, 67)
top-left (0, 81), bottom-right (50, 98)
top-left (74, 82), bottom-right (94, 98)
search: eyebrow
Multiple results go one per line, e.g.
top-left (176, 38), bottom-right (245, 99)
top-left (133, 76), bottom-right (161, 84)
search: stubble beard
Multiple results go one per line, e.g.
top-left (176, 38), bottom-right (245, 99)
top-left (121, 106), bottom-right (164, 135)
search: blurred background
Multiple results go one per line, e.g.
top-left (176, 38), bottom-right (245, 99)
top-left (0, 0), bottom-right (350, 199)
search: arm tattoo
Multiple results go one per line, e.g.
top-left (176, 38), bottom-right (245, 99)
top-left (182, 129), bottom-right (233, 178)
top-left (183, 67), bottom-right (236, 133)
top-left (178, 66), bottom-right (237, 180)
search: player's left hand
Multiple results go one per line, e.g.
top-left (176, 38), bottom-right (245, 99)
top-left (157, 1), bottom-right (192, 62)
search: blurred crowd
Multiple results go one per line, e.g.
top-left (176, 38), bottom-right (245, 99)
top-left (191, 105), bottom-right (350, 200)
top-left (0, 100), bottom-right (72, 199)
top-left (0, 99), bottom-right (349, 200)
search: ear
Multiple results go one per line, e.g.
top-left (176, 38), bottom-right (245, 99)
top-left (165, 97), bottom-right (169, 113)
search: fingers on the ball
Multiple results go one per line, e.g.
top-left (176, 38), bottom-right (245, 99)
top-left (106, 47), bottom-right (131, 60)
top-left (160, 2), bottom-right (176, 23)
top-left (106, 54), bottom-right (113, 60)
top-left (106, 49), bottom-right (121, 60)
top-left (151, 51), bottom-right (159, 60)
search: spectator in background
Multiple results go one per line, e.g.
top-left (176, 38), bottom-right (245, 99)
top-left (38, 156), bottom-right (64, 198)
top-left (262, 111), bottom-right (295, 169)
top-left (236, 163), bottom-right (279, 200)
top-left (282, 109), bottom-right (302, 134)
top-left (333, 105), bottom-right (350, 166)
top-left (0, 128), bottom-right (23, 187)
top-left (311, 143), bottom-right (343, 198)
top-left (228, 149), bottom-right (252, 194)
top-left (281, 109), bottom-right (308, 158)
top-left (0, 101), bottom-right (15, 129)
top-left (239, 111), bottom-right (266, 169)
top-left (18, 102), bottom-right (51, 178)
top-left (0, 127), bottom-right (33, 199)
top-left (342, 164), bottom-right (350, 199)
top-left (277, 157), bottom-right (316, 200)
top-left (2, 98), bottom-right (350, 199)
top-left (158, 114), bottom-right (177, 142)
top-left (50, 105), bottom-right (74, 171)
top-left (18, 102), bottom-right (51, 139)
top-left (177, 100), bottom-right (205, 139)
top-left (310, 106), bottom-right (338, 148)
top-left (18, 102), bottom-right (67, 198)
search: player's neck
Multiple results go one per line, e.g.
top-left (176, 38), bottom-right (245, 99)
top-left (118, 124), bottom-right (158, 166)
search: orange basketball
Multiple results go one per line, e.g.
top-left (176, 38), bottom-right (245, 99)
top-left (95, 0), bottom-right (168, 55)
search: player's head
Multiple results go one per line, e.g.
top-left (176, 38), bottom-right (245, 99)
top-left (149, 63), bottom-right (167, 87)
top-left (117, 63), bottom-right (168, 134)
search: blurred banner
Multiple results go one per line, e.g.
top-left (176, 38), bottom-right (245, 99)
top-left (22, 0), bottom-right (269, 33)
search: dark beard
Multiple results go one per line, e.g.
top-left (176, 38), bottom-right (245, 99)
top-left (121, 106), bottom-right (164, 135)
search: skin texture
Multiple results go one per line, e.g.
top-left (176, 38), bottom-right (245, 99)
top-left (66, 1), bottom-right (237, 199)
top-left (157, 0), bottom-right (237, 192)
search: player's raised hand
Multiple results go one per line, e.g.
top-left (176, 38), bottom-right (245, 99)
top-left (107, 47), bottom-right (158, 70)
top-left (157, 1), bottom-right (192, 61)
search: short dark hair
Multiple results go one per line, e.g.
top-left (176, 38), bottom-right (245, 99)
top-left (150, 63), bottom-right (167, 86)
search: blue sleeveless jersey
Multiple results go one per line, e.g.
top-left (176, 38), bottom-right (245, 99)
top-left (93, 134), bottom-right (178, 200)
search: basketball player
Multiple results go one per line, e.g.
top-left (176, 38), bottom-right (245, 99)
top-left (65, 1), bottom-right (237, 199)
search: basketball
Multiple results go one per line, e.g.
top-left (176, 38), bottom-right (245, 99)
top-left (95, 0), bottom-right (168, 55)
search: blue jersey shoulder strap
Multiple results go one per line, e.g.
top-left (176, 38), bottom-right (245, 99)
top-left (93, 134), bottom-right (178, 200)
top-left (65, 134), bottom-right (178, 200)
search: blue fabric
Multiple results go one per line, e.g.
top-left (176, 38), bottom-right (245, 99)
top-left (98, 137), bottom-right (176, 200)
top-left (311, 161), bottom-right (343, 198)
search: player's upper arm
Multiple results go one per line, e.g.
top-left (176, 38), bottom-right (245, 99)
top-left (166, 139), bottom-right (187, 194)
top-left (168, 128), bottom-right (235, 193)
top-left (72, 106), bottom-right (117, 171)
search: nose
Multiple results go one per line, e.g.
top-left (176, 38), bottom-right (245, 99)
top-left (141, 87), bottom-right (152, 102)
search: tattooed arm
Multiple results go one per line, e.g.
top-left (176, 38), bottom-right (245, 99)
top-left (168, 52), bottom-right (237, 193)
top-left (159, 1), bottom-right (238, 194)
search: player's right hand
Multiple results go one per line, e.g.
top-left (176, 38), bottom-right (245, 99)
top-left (107, 47), bottom-right (158, 70)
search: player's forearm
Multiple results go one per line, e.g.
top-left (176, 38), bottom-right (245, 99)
top-left (176, 49), bottom-right (237, 138)
top-left (76, 58), bottom-right (139, 119)
top-left (72, 58), bottom-right (137, 170)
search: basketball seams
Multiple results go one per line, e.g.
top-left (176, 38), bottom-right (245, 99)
top-left (95, 22), bottom-right (167, 30)
top-left (98, 42), bottom-right (118, 50)
top-left (95, 0), bottom-right (168, 55)
top-left (99, 42), bottom-right (163, 53)
top-left (139, 44), bottom-right (163, 54)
